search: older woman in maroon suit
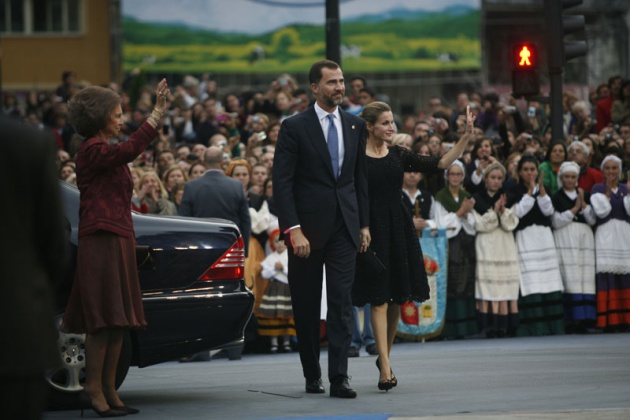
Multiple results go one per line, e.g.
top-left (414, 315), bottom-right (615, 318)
top-left (61, 79), bottom-right (168, 417)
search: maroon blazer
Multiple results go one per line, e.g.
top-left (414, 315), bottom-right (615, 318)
top-left (76, 123), bottom-right (158, 238)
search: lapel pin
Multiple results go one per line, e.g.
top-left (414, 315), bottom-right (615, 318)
top-left (352, 125), bottom-right (355, 129)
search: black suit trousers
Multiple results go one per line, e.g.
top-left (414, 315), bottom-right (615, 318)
top-left (288, 208), bottom-right (356, 383)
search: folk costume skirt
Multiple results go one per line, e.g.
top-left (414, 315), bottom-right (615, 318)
top-left (515, 225), bottom-right (564, 336)
top-left (257, 280), bottom-right (296, 337)
top-left (443, 230), bottom-right (478, 338)
top-left (553, 222), bottom-right (596, 324)
top-left (594, 219), bottom-right (630, 328)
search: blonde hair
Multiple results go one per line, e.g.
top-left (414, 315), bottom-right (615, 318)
top-left (130, 167), bottom-right (146, 193)
top-left (253, 112), bottom-right (269, 130)
top-left (483, 161), bottom-right (506, 181)
top-left (140, 171), bottom-right (169, 199)
top-left (391, 133), bottom-right (412, 149)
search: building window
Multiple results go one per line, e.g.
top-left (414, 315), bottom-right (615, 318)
top-left (1, 0), bottom-right (82, 35)
top-left (0, 0), bottom-right (26, 33)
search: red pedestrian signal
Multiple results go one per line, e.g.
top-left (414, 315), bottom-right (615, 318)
top-left (514, 43), bottom-right (537, 69)
top-left (519, 46), bottom-right (532, 66)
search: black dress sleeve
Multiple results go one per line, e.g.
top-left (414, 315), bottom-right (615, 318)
top-left (395, 146), bottom-right (441, 173)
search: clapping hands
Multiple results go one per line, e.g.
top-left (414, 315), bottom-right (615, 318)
top-left (493, 193), bottom-right (507, 214)
top-left (461, 197), bottom-right (476, 214)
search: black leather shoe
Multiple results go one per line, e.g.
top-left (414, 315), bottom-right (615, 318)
top-left (348, 347), bottom-right (360, 357)
top-left (330, 378), bottom-right (357, 398)
top-left (305, 378), bottom-right (325, 394)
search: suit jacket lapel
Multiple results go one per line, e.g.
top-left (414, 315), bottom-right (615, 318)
top-left (304, 107), bottom-right (336, 180)
top-left (339, 111), bottom-right (356, 180)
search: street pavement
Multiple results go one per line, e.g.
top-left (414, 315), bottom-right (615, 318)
top-left (45, 333), bottom-right (630, 419)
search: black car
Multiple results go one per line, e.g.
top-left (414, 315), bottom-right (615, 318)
top-left (47, 181), bottom-right (254, 406)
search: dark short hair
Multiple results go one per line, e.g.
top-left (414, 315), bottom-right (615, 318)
top-left (350, 76), bottom-right (367, 87)
top-left (517, 154), bottom-right (540, 173)
top-left (360, 87), bottom-right (377, 98)
top-left (188, 162), bottom-right (205, 177)
top-left (544, 141), bottom-right (567, 163)
top-left (471, 137), bottom-right (496, 159)
top-left (62, 71), bottom-right (74, 82)
top-left (263, 176), bottom-right (273, 198)
top-left (309, 60), bottom-right (340, 85)
top-left (596, 83), bottom-right (608, 96)
top-left (608, 75), bottom-right (622, 88)
top-left (483, 92), bottom-right (499, 105)
top-left (444, 132), bottom-right (460, 143)
top-left (67, 86), bottom-right (121, 138)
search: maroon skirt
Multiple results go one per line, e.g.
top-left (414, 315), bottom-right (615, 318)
top-left (61, 231), bottom-right (147, 334)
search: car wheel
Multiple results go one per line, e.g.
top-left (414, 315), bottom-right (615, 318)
top-left (46, 313), bottom-right (132, 409)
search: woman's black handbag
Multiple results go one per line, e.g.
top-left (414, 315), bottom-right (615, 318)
top-left (357, 247), bottom-right (387, 275)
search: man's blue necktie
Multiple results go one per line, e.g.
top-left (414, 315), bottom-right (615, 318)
top-left (326, 114), bottom-right (339, 180)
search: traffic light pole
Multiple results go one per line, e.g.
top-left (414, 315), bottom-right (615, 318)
top-left (325, 0), bottom-right (341, 65)
top-left (544, 0), bottom-right (565, 142)
top-left (548, 66), bottom-right (565, 142)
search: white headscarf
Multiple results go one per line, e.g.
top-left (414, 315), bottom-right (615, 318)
top-left (444, 159), bottom-right (466, 181)
top-left (557, 161), bottom-right (580, 189)
top-left (600, 155), bottom-right (623, 180)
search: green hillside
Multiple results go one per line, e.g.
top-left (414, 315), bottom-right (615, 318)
top-left (122, 10), bottom-right (480, 73)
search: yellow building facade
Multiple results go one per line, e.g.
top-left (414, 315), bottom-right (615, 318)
top-left (1, 0), bottom-right (115, 91)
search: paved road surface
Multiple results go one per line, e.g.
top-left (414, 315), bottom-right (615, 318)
top-left (45, 333), bottom-right (630, 419)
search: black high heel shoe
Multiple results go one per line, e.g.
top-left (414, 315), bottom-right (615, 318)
top-left (376, 357), bottom-right (397, 387)
top-left (79, 391), bottom-right (127, 418)
top-left (377, 378), bottom-right (393, 392)
top-left (109, 405), bottom-right (139, 415)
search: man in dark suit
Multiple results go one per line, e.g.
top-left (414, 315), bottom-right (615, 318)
top-left (178, 146), bottom-right (251, 252)
top-left (0, 117), bottom-right (66, 419)
top-left (273, 60), bottom-right (371, 398)
top-left (178, 146), bottom-right (251, 361)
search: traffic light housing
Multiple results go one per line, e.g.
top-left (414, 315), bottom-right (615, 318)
top-left (512, 42), bottom-right (540, 98)
top-left (544, 0), bottom-right (588, 69)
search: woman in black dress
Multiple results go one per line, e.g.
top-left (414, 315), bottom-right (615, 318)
top-left (353, 102), bottom-right (475, 391)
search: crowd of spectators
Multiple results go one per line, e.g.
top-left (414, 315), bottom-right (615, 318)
top-left (3, 68), bottom-right (629, 347)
